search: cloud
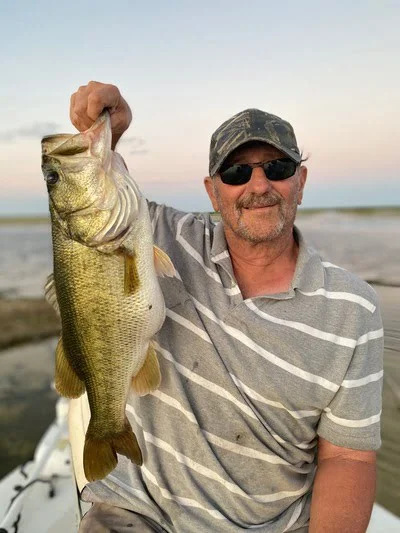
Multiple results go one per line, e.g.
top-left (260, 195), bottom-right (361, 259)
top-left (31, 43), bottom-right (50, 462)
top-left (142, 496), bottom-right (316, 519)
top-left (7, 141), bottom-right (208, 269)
top-left (118, 136), bottom-right (148, 155)
top-left (0, 122), bottom-right (61, 142)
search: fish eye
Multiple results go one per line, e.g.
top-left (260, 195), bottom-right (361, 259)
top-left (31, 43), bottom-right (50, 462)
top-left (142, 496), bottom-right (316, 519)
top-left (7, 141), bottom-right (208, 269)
top-left (45, 171), bottom-right (60, 185)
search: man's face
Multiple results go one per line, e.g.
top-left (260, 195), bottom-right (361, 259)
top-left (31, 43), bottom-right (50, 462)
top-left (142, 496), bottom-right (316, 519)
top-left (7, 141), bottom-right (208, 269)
top-left (204, 142), bottom-right (307, 244)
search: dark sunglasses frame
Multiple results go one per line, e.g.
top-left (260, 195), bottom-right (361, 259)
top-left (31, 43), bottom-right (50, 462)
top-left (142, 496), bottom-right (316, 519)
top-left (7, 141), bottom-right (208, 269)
top-left (219, 158), bottom-right (299, 186)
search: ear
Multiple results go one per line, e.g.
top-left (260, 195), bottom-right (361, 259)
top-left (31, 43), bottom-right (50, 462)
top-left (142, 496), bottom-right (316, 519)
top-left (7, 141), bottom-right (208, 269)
top-left (296, 166), bottom-right (308, 205)
top-left (204, 176), bottom-right (219, 212)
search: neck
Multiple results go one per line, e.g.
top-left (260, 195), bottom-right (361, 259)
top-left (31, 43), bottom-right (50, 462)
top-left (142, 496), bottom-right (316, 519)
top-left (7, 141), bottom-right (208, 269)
top-left (224, 226), bottom-right (299, 299)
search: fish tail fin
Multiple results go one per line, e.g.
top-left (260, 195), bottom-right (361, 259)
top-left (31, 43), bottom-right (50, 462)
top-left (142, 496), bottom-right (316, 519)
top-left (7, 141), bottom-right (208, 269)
top-left (83, 418), bottom-right (143, 482)
top-left (131, 342), bottom-right (161, 396)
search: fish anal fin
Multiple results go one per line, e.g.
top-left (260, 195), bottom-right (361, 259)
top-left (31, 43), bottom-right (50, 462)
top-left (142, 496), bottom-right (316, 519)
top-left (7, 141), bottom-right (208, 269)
top-left (83, 417), bottom-right (142, 482)
top-left (153, 246), bottom-right (175, 278)
top-left (131, 342), bottom-right (161, 396)
top-left (44, 273), bottom-right (60, 316)
top-left (55, 336), bottom-right (85, 398)
top-left (124, 253), bottom-right (140, 295)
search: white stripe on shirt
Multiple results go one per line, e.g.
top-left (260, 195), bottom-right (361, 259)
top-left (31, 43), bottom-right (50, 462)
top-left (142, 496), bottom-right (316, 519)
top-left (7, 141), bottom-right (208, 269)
top-left (322, 261), bottom-right (345, 270)
top-left (323, 408), bottom-right (381, 428)
top-left (231, 374), bottom-right (321, 419)
top-left (356, 328), bottom-right (384, 346)
top-left (152, 388), bottom-right (315, 455)
top-left (154, 342), bottom-right (258, 419)
top-left (298, 288), bottom-right (376, 313)
top-left (246, 300), bottom-right (357, 348)
top-left (176, 214), bottom-right (221, 284)
top-left (150, 204), bottom-right (162, 233)
top-left (166, 308), bottom-right (213, 344)
top-left (128, 404), bottom-right (313, 503)
top-left (342, 370), bottom-right (383, 389)
top-left (141, 465), bottom-right (226, 521)
top-left (191, 296), bottom-right (340, 392)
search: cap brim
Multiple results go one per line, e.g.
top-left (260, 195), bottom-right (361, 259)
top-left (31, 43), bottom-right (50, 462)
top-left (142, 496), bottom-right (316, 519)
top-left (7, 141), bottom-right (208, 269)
top-left (210, 136), bottom-right (301, 176)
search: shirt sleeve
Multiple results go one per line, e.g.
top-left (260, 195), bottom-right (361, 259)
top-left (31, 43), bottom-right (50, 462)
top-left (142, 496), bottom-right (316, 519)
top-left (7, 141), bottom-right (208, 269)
top-left (146, 201), bottom-right (190, 249)
top-left (317, 298), bottom-right (384, 450)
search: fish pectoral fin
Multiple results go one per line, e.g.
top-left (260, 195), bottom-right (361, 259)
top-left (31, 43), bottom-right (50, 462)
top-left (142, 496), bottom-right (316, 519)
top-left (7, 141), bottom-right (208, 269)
top-left (131, 342), bottom-right (161, 396)
top-left (124, 252), bottom-right (140, 295)
top-left (44, 273), bottom-right (60, 316)
top-left (83, 417), bottom-right (142, 482)
top-left (153, 245), bottom-right (175, 278)
top-left (55, 336), bottom-right (85, 398)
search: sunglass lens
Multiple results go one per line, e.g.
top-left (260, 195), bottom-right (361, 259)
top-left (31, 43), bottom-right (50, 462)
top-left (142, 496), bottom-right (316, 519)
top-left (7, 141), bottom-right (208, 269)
top-left (220, 165), bottom-right (252, 185)
top-left (266, 159), bottom-right (297, 181)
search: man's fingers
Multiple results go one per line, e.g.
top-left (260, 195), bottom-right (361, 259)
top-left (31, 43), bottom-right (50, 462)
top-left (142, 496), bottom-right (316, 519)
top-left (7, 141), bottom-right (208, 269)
top-left (70, 81), bottom-right (132, 139)
top-left (70, 111), bottom-right (93, 133)
top-left (70, 89), bottom-right (94, 131)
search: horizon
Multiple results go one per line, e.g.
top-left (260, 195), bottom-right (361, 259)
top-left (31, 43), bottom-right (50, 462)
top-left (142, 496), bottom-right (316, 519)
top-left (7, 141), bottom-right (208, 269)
top-left (1, 204), bottom-right (399, 221)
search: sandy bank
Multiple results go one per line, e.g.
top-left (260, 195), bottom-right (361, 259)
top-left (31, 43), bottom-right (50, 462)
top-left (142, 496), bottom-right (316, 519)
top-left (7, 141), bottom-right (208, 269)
top-left (0, 297), bottom-right (60, 350)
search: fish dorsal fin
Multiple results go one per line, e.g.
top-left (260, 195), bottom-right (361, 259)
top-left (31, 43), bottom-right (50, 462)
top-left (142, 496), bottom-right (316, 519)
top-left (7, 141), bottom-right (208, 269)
top-left (44, 273), bottom-right (60, 315)
top-left (153, 246), bottom-right (175, 278)
top-left (131, 342), bottom-right (161, 396)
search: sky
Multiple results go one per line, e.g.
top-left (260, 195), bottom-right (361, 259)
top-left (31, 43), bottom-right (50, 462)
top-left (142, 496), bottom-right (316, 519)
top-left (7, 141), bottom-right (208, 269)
top-left (0, 0), bottom-right (399, 214)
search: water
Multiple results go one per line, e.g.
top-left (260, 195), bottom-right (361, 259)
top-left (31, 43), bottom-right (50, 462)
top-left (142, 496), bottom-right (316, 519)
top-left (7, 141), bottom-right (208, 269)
top-left (0, 213), bottom-right (399, 298)
top-left (0, 223), bottom-right (52, 298)
top-left (297, 213), bottom-right (400, 286)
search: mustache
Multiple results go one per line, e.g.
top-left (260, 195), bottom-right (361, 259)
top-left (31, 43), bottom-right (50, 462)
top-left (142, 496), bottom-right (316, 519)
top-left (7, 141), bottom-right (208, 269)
top-left (237, 192), bottom-right (282, 209)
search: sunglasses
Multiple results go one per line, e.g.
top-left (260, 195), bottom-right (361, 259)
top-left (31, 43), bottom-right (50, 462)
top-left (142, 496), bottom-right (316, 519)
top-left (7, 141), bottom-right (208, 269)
top-left (219, 158), bottom-right (298, 186)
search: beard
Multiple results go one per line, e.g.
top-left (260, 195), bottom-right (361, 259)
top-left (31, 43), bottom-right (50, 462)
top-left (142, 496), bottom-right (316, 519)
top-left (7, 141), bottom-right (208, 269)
top-left (215, 188), bottom-right (299, 244)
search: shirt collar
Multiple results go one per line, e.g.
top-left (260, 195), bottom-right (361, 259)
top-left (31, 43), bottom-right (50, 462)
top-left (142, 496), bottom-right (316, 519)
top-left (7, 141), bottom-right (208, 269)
top-left (291, 226), bottom-right (325, 292)
top-left (210, 221), bottom-right (325, 294)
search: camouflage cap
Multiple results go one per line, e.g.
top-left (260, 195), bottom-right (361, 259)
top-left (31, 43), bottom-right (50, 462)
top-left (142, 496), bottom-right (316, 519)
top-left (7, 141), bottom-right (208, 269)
top-left (209, 108), bottom-right (301, 176)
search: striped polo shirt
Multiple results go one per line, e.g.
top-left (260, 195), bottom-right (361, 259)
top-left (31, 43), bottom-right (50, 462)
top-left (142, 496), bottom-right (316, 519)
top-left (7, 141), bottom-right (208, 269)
top-left (81, 203), bottom-right (384, 532)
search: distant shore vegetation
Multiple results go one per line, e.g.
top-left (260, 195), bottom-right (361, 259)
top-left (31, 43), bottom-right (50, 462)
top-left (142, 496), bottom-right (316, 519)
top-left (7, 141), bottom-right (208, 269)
top-left (1, 206), bottom-right (400, 225)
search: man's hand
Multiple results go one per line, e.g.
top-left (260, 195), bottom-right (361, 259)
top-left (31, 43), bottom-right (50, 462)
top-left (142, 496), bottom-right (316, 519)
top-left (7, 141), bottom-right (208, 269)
top-left (70, 81), bottom-right (132, 149)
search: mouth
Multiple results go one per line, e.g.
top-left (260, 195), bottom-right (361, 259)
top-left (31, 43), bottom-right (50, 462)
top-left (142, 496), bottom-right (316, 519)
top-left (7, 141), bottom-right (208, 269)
top-left (243, 203), bottom-right (278, 210)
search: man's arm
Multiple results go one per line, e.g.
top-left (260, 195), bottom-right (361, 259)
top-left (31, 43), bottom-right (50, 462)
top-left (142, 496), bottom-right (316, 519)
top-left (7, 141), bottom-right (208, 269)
top-left (309, 437), bottom-right (376, 533)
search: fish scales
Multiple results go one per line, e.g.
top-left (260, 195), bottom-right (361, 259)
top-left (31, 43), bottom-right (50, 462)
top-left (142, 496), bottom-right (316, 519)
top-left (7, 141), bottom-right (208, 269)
top-left (41, 112), bottom-right (174, 481)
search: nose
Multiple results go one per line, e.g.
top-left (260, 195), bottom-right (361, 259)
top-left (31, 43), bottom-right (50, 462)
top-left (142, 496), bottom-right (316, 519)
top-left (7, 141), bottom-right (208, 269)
top-left (246, 166), bottom-right (272, 194)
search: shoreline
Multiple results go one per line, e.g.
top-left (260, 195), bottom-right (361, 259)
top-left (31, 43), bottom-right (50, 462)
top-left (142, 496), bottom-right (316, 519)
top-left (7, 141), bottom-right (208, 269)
top-left (0, 206), bottom-right (399, 226)
top-left (0, 297), bottom-right (60, 351)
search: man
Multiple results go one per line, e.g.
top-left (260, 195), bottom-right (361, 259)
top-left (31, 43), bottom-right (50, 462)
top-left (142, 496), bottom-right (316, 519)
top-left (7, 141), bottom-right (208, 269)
top-left (70, 81), bottom-right (383, 532)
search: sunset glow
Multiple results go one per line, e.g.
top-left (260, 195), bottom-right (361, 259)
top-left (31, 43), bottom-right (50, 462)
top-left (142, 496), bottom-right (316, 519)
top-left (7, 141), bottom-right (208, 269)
top-left (1, 1), bottom-right (399, 214)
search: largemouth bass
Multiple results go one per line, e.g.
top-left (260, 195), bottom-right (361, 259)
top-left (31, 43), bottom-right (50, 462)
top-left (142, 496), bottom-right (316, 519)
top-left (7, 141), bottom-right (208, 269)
top-left (41, 112), bottom-right (174, 482)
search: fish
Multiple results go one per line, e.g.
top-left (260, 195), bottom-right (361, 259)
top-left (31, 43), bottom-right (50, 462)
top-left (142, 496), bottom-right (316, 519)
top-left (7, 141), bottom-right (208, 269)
top-left (41, 112), bottom-right (174, 482)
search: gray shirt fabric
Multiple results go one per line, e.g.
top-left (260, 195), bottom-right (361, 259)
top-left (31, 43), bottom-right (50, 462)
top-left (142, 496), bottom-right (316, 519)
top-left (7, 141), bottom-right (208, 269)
top-left (81, 203), bottom-right (383, 532)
